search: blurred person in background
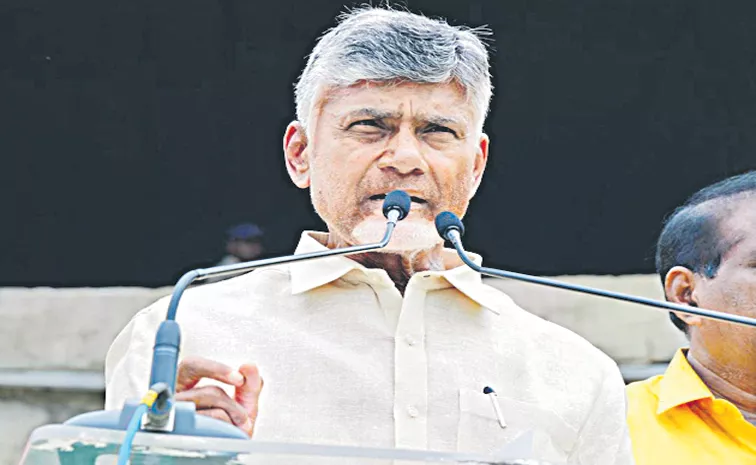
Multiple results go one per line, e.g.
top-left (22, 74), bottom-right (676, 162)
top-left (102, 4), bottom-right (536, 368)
top-left (217, 223), bottom-right (265, 266)
top-left (201, 223), bottom-right (266, 283)
top-left (627, 170), bottom-right (756, 464)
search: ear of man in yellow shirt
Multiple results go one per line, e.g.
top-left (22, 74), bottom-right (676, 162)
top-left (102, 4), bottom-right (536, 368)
top-left (627, 349), bottom-right (756, 465)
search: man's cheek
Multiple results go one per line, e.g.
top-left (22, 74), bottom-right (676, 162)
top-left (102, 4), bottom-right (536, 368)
top-left (720, 282), bottom-right (755, 313)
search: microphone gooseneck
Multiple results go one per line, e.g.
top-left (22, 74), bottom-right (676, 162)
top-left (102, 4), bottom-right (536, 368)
top-left (435, 211), bottom-right (756, 328)
top-left (165, 189), bottom-right (411, 321)
top-left (144, 190), bottom-right (413, 433)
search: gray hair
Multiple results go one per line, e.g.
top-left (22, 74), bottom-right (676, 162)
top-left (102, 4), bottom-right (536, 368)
top-left (294, 7), bottom-right (493, 131)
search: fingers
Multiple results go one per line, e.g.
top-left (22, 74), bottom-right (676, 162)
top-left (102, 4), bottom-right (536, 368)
top-left (235, 364), bottom-right (264, 435)
top-left (197, 408), bottom-right (232, 424)
top-left (197, 408), bottom-right (253, 437)
top-left (173, 358), bottom-right (261, 438)
top-left (175, 385), bottom-right (250, 431)
top-left (176, 356), bottom-right (245, 392)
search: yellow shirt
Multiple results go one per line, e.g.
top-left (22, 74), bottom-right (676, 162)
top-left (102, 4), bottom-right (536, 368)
top-left (627, 349), bottom-right (756, 464)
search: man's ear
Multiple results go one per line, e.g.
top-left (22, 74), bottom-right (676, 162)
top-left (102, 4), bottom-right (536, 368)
top-left (283, 122), bottom-right (311, 189)
top-left (468, 133), bottom-right (489, 200)
top-left (665, 266), bottom-right (704, 328)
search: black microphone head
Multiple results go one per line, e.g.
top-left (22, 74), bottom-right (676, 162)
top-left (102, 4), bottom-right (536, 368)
top-left (434, 211), bottom-right (465, 240)
top-left (382, 190), bottom-right (412, 220)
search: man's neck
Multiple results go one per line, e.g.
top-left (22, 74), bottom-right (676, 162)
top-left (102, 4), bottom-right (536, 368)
top-left (687, 349), bottom-right (756, 424)
top-left (324, 233), bottom-right (448, 295)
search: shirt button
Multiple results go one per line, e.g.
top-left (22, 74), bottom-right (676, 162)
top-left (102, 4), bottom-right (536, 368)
top-left (404, 335), bottom-right (417, 346)
top-left (407, 406), bottom-right (419, 418)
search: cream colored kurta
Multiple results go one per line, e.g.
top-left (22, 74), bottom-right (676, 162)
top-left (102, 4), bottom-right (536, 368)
top-left (105, 232), bottom-right (633, 464)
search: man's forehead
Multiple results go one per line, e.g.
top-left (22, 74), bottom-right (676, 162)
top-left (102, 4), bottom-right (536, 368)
top-left (317, 81), bottom-right (477, 123)
top-left (718, 196), bottom-right (756, 257)
top-left (722, 195), bottom-right (756, 230)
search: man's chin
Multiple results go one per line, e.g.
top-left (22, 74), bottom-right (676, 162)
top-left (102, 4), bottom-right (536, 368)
top-left (351, 218), bottom-right (443, 252)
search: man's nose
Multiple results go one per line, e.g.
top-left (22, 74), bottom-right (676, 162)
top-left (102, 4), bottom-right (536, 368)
top-left (377, 129), bottom-right (427, 176)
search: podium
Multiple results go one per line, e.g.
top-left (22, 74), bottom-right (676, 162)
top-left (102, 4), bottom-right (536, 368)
top-left (19, 424), bottom-right (559, 465)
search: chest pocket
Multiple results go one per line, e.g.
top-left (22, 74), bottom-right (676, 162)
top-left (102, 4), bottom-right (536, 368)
top-left (456, 388), bottom-right (578, 463)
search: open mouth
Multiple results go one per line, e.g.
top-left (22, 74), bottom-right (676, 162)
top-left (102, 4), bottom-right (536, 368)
top-left (369, 193), bottom-right (428, 204)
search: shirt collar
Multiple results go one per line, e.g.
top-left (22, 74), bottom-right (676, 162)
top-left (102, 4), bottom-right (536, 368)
top-left (288, 231), bottom-right (499, 313)
top-left (289, 232), bottom-right (363, 294)
top-left (656, 348), bottom-right (714, 415)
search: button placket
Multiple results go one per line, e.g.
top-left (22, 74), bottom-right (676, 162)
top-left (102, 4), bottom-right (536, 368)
top-left (393, 280), bottom-right (428, 449)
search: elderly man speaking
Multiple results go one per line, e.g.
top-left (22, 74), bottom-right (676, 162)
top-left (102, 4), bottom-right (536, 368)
top-left (105, 7), bottom-right (632, 464)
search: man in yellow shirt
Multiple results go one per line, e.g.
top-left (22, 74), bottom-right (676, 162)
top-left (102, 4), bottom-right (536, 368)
top-left (627, 170), bottom-right (756, 464)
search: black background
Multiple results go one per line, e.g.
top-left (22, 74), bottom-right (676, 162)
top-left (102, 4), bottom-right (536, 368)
top-left (2, 0), bottom-right (755, 287)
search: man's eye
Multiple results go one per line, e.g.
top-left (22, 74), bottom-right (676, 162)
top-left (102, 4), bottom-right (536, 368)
top-left (424, 125), bottom-right (457, 137)
top-left (348, 120), bottom-right (382, 129)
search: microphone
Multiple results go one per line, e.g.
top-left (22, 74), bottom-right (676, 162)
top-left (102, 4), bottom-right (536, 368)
top-left (434, 211), bottom-right (756, 328)
top-left (64, 190), bottom-right (412, 440)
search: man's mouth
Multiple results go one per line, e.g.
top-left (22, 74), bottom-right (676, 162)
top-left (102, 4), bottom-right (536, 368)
top-left (369, 193), bottom-right (428, 205)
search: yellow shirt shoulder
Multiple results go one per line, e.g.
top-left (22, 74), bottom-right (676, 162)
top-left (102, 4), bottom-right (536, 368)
top-left (626, 350), bottom-right (756, 465)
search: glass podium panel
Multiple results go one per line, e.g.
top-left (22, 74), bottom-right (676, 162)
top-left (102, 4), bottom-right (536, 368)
top-left (20, 425), bottom-right (558, 465)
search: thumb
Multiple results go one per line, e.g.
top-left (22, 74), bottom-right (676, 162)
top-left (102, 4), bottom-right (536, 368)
top-left (235, 364), bottom-right (263, 436)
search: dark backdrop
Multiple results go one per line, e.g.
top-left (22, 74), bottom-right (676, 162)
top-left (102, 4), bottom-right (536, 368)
top-left (2, 0), bottom-right (756, 287)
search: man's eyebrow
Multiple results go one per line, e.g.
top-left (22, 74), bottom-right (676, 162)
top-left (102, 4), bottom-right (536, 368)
top-left (421, 115), bottom-right (466, 127)
top-left (343, 108), bottom-right (401, 120)
top-left (342, 109), bottom-right (469, 130)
